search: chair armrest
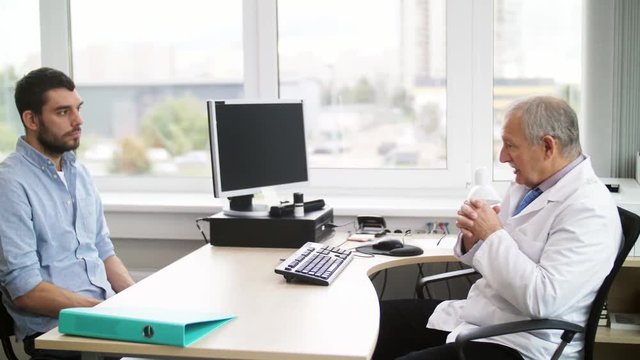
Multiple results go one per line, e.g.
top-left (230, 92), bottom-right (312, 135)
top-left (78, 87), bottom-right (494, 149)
top-left (416, 268), bottom-right (478, 299)
top-left (455, 319), bottom-right (584, 360)
top-left (456, 319), bottom-right (584, 343)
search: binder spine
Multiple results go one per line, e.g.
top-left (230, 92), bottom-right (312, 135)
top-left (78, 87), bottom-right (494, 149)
top-left (59, 311), bottom-right (184, 346)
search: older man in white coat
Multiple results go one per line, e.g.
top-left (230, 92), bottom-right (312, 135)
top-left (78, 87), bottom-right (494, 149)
top-left (373, 96), bottom-right (622, 360)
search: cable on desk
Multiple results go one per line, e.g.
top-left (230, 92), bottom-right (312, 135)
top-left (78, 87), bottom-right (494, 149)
top-left (352, 252), bottom-right (374, 258)
top-left (344, 237), bottom-right (374, 257)
top-left (401, 229), bottom-right (412, 246)
top-left (342, 232), bottom-right (375, 257)
top-left (195, 217), bottom-right (209, 244)
top-left (334, 237), bottom-right (349, 249)
top-left (325, 220), bottom-right (356, 230)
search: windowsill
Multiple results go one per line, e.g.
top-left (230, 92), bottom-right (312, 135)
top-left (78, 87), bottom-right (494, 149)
top-left (100, 192), bottom-right (223, 214)
top-left (100, 191), bottom-right (467, 218)
top-left (99, 191), bottom-right (466, 242)
top-left (99, 178), bottom-right (640, 216)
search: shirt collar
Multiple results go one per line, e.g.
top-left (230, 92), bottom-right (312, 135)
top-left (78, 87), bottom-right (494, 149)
top-left (15, 136), bottom-right (77, 170)
top-left (537, 153), bottom-right (586, 192)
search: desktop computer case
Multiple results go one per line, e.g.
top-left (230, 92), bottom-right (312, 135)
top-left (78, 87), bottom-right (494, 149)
top-left (206, 207), bottom-right (334, 248)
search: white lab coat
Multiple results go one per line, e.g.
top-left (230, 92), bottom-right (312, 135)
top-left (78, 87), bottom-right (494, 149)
top-left (428, 157), bottom-right (622, 360)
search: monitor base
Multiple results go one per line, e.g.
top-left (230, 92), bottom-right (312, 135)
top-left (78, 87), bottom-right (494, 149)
top-left (222, 204), bottom-right (270, 218)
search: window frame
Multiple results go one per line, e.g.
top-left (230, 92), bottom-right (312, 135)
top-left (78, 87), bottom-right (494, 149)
top-left (40, 0), bottom-right (497, 195)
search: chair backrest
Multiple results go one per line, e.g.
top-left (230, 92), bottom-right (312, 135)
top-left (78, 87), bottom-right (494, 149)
top-left (0, 292), bottom-right (19, 360)
top-left (583, 206), bottom-right (640, 360)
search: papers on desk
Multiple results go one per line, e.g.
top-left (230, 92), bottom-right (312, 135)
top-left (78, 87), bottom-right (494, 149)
top-left (59, 307), bottom-right (235, 347)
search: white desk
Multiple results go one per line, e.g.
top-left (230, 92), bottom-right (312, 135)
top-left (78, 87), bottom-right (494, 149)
top-left (36, 234), bottom-right (457, 360)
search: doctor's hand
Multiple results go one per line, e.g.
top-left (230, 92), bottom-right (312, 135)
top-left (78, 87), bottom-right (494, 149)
top-left (456, 199), bottom-right (502, 251)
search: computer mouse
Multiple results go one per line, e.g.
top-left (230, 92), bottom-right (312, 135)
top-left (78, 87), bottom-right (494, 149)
top-left (372, 239), bottom-right (404, 251)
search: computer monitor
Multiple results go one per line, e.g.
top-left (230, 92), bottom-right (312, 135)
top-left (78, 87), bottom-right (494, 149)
top-left (206, 99), bottom-right (309, 217)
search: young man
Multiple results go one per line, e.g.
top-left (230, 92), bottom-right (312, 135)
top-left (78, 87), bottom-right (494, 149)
top-left (0, 67), bottom-right (135, 359)
top-left (373, 96), bottom-right (622, 360)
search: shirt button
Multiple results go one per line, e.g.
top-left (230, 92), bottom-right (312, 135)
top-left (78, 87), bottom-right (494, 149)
top-left (67, 200), bottom-right (71, 205)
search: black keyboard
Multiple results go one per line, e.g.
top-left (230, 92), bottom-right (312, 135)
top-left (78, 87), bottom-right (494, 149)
top-left (275, 242), bottom-right (354, 286)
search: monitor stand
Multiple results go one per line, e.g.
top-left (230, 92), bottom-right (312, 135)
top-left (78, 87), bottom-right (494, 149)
top-left (223, 194), bottom-right (269, 218)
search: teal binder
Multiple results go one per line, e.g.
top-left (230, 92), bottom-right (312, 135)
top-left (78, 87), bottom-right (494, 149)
top-left (59, 306), bottom-right (236, 347)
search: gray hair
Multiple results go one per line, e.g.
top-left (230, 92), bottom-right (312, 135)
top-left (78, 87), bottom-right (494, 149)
top-left (505, 96), bottom-right (582, 158)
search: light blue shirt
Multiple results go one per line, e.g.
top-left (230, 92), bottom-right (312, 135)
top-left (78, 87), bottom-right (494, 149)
top-left (0, 137), bottom-right (115, 340)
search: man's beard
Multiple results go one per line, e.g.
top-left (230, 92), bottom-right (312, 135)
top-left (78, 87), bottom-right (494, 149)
top-left (37, 120), bottom-right (81, 155)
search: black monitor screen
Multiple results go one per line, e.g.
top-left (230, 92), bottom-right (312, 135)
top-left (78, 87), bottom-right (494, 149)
top-left (208, 100), bottom-right (308, 197)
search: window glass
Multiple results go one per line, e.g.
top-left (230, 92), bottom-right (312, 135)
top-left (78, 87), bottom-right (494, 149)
top-left (493, 0), bottom-right (582, 180)
top-left (70, 0), bottom-right (243, 176)
top-left (278, 0), bottom-right (446, 169)
top-left (0, 0), bottom-right (41, 161)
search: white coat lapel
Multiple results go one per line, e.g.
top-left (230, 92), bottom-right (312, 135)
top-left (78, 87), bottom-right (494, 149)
top-left (514, 157), bottom-right (596, 217)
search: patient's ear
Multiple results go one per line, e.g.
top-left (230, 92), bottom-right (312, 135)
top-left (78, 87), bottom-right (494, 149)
top-left (22, 111), bottom-right (39, 131)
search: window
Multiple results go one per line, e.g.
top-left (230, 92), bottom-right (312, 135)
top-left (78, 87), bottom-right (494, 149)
top-left (29, 0), bottom-right (585, 194)
top-left (0, 0), bottom-right (40, 161)
top-left (493, 0), bottom-right (582, 180)
top-left (278, 0), bottom-right (447, 171)
top-left (70, 0), bottom-right (243, 176)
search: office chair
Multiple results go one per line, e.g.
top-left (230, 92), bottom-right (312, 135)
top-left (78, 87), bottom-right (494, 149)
top-left (415, 206), bottom-right (640, 360)
top-left (0, 292), bottom-right (19, 360)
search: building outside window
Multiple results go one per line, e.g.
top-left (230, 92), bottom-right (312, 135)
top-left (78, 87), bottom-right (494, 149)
top-left (0, 0), bottom-right (40, 161)
top-left (1, 0), bottom-right (583, 192)
top-left (493, 0), bottom-right (582, 180)
top-left (70, 0), bottom-right (243, 177)
top-left (279, 0), bottom-right (446, 171)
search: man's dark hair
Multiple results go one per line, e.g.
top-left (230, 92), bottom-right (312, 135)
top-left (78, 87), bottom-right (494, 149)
top-left (14, 67), bottom-right (76, 117)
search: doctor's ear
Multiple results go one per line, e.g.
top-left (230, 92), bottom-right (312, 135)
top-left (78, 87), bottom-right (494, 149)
top-left (541, 135), bottom-right (556, 159)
